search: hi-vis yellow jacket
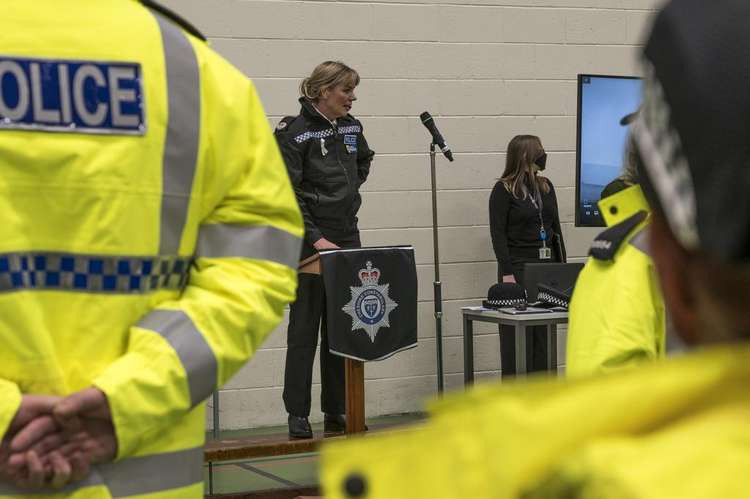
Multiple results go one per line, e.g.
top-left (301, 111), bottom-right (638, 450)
top-left (0, 1), bottom-right (303, 497)
top-left (322, 342), bottom-right (750, 499)
top-left (566, 185), bottom-right (665, 377)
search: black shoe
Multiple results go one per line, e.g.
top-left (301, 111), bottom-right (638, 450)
top-left (288, 415), bottom-right (313, 439)
top-left (323, 413), bottom-right (346, 434)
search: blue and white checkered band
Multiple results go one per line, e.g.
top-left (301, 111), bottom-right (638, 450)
top-left (631, 62), bottom-right (699, 250)
top-left (338, 125), bottom-right (361, 135)
top-left (0, 253), bottom-right (191, 294)
top-left (293, 129), bottom-right (334, 144)
top-left (0, 56), bottom-right (145, 135)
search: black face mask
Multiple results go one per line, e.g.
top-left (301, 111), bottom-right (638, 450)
top-left (534, 153), bottom-right (548, 170)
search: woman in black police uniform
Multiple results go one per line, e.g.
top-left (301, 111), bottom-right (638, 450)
top-left (275, 61), bottom-right (375, 438)
top-left (489, 134), bottom-right (566, 375)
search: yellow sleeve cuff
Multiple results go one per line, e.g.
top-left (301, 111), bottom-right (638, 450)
top-left (0, 379), bottom-right (22, 441)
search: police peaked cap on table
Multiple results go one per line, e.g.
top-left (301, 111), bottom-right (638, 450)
top-left (631, 0), bottom-right (750, 262)
top-left (483, 283), bottom-right (527, 309)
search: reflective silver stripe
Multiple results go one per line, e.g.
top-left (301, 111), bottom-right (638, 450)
top-left (196, 224), bottom-right (302, 269)
top-left (102, 447), bottom-right (204, 497)
top-left (0, 252), bottom-right (190, 294)
top-left (137, 309), bottom-right (217, 407)
top-left (151, 11), bottom-right (201, 255)
top-left (0, 472), bottom-right (103, 495)
top-left (629, 226), bottom-right (650, 256)
top-left (0, 447), bottom-right (202, 497)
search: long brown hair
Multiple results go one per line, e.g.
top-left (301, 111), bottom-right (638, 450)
top-left (299, 61), bottom-right (360, 102)
top-left (500, 134), bottom-right (550, 199)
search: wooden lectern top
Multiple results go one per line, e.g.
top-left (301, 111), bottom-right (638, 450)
top-left (298, 253), bottom-right (321, 274)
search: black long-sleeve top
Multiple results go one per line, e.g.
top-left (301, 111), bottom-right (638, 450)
top-left (489, 179), bottom-right (566, 276)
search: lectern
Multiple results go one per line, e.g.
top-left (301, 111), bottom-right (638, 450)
top-left (299, 246), bottom-right (417, 434)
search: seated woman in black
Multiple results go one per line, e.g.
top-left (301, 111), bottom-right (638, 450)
top-left (489, 134), bottom-right (566, 375)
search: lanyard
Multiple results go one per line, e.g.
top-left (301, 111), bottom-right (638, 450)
top-left (529, 189), bottom-right (547, 246)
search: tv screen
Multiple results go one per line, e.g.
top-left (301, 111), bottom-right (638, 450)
top-left (575, 74), bottom-right (642, 227)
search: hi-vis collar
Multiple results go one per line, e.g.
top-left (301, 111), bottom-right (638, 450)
top-left (590, 210), bottom-right (648, 261)
top-left (598, 184), bottom-right (649, 227)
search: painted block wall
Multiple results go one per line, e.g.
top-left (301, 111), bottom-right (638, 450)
top-left (160, 0), bottom-right (662, 430)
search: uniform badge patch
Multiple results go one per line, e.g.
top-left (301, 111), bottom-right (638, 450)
top-left (344, 134), bottom-right (357, 153)
top-left (341, 261), bottom-right (398, 342)
top-left (275, 120), bottom-right (287, 131)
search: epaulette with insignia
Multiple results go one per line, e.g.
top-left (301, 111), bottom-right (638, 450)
top-left (589, 210), bottom-right (648, 261)
top-left (141, 0), bottom-right (207, 42)
top-left (275, 116), bottom-right (296, 133)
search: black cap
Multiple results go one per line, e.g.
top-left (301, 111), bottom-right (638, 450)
top-left (483, 283), bottom-right (527, 309)
top-left (631, 0), bottom-right (750, 261)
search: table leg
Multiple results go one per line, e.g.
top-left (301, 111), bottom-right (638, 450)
top-left (547, 323), bottom-right (558, 372)
top-left (463, 315), bottom-right (474, 386)
top-left (546, 324), bottom-right (553, 371)
top-left (514, 323), bottom-right (527, 377)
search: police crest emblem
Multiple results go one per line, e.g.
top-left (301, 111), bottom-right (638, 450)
top-left (341, 261), bottom-right (398, 342)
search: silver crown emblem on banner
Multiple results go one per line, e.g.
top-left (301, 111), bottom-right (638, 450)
top-left (358, 261), bottom-right (380, 286)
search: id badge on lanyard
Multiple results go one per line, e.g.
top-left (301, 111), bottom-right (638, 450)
top-left (539, 232), bottom-right (552, 260)
top-left (533, 192), bottom-right (552, 260)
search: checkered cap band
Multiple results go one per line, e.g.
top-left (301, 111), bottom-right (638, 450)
top-left (631, 63), bottom-right (699, 250)
top-left (536, 292), bottom-right (569, 308)
top-left (485, 298), bottom-right (526, 307)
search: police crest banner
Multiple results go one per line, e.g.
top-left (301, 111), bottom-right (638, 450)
top-left (320, 246), bottom-right (417, 361)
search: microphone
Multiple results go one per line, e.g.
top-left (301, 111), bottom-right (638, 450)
top-left (420, 112), bottom-right (454, 161)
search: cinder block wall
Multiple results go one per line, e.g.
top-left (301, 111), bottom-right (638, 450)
top-left (161, 0), bottom-right (661, 430)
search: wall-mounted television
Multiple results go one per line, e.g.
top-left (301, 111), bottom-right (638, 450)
top-left (575, 74), bottom-right (642, 227)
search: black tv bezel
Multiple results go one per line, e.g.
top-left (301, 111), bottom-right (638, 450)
top-left (574, 73), bottom-right (641, 228)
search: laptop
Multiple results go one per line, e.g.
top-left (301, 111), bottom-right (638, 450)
top-left (522, 262), bottom-right (585, 301)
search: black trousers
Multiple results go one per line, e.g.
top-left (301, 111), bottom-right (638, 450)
top-left (499, 255), bottom-right (550, 377)
top-left (282, 231), bottom-right (360, 417)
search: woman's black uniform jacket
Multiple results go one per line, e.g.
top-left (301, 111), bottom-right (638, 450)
top-left (275, 98), bottom-right (375, 251)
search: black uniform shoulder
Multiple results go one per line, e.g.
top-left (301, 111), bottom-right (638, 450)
top-left (275, 115), bottom-right (301, 134)
top-left (339, 114), bottom-right (359, 126)
top-left (275, 114), bottom-right (314, 144)
top-left (589, 210), bottom-right (648, 261)
top-left (140, 0), bottom-right (207, 41)
top-left (339, 113), bottom-right (355, 123)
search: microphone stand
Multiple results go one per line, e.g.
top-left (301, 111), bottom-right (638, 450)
top-left (429, 142), bottom-right (445, 393)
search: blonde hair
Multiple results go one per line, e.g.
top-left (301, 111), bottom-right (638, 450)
top-left (299, 61), bottom-right (360, 101)
top-left (619, 136), bottom-right (641, 186)
top-left (500, 135), bottom-right (550, 199)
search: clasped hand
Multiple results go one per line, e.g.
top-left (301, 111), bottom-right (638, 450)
top-left (0, 388), bottom-right (117, 490)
